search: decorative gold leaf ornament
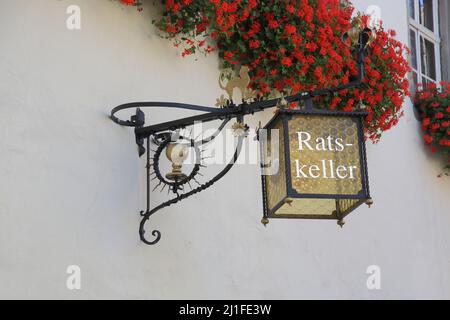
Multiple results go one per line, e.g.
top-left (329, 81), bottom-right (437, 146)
top-left (277, 92), bottom-right (289, 109)
top-left (215, 94), bottom-right (228, 108)
top-left (231, 122), bottom-right (250, 138)
top-left (244, 89), bottom-right (257, 102)
top-left (218, 66), bottom-right (254, 104)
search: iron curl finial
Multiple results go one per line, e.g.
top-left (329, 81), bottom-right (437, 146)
top-left (139, 213), bottom-right (162, 245)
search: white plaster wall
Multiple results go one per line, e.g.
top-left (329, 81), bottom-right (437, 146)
top-left (0, 0), bottom-right (449, 299)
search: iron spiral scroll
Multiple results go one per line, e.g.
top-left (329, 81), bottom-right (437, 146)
top-left (111, 102), bottom-right (248, 246)
top-left (139, 124), bottom-right (244, 246)
top-left (139, 132), bottom-right (245, 246)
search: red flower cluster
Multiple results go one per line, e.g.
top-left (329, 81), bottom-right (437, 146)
top-left (119, 0), bottom-right (143, 10)
top-left (150, 0), bottom-right (410, 142)
top-left (120, 0), bottom-right (139, 5)
top-left (415, 81), bottom-right (450, 173)
top-left (119, 0), bottom-right (143, 12)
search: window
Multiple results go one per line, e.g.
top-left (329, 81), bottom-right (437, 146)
top-left (408, 0), bottom-right (442, 86)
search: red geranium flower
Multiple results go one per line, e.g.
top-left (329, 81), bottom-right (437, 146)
top-left (415, 80), bottom-right (450, 166)
top-left (152, 0), bottom-right (411, 143)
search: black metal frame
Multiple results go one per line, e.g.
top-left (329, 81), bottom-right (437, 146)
top-left (110, 30), bottom-right (373, 246)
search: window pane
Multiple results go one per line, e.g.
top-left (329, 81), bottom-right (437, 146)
top-left (410, 71), bottom-right (418, 94)
top-left (419, 0), bottom-right (434, 31)
top-left (409, 29), bottom-right (418, 70)
top-left (420, 36), bottom-right (436, 80)
top-left (408, 0), bottom-right (416, 19)
top-left (422, 77), bottom-right (432, 86)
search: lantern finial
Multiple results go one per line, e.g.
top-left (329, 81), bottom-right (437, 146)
top-left (261, 217), bottom-right (270, 227)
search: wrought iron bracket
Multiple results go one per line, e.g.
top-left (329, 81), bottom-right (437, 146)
top-left (110, 29), bottom-right (373, 246)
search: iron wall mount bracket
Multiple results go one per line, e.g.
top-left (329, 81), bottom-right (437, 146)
top-left (109, 30), bottom-right (373, 246)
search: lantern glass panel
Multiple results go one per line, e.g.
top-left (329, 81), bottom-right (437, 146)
top-left (287, 115), bottom-right (363, 196)
top-left (265, 119), bottom-right (287, 212)
top-left (275, 199), bottom-right (337, 218)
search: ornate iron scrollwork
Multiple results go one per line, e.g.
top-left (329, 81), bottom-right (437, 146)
top-left (110, 28), bottom-right (374, 246)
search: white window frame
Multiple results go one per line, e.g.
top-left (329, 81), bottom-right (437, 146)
top-left (408, 0), bottom-right (442, 85)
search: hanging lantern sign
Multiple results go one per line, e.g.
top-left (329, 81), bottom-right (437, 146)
top-left (261, 108), bottom-right (372, 227)
top-left (110, 27), bottom-right (376, 245)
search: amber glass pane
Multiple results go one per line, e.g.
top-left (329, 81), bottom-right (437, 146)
top-left (337, 199), bottom-right (361, 215)
top-left (288, 115), bottom-right (363, 196)
top-left (265, 119), bottom-right (287, 212)
top-left (275, 199), bottom-right (337, 218)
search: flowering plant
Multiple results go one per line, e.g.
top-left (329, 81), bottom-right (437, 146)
top-left (121, 0), bottom-right (411, 142)
top-left (415, 82), bottom-right (450, 177)
top-left (119, 0), bottom-right (142, 6)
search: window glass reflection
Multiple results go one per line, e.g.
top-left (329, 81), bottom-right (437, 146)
top-left (420, 36), bottom-right (436, 80)
top-left (419, 0), bottom-right (434, 31)
top-left (409, 29), bottom-right (418, 70)
top-left (408, 0), bottom-right (415, 19)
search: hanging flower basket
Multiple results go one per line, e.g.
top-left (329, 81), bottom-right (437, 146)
top-left (415, 82), bottom-right (450, 177)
